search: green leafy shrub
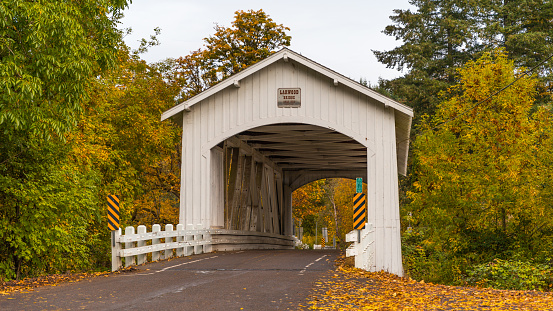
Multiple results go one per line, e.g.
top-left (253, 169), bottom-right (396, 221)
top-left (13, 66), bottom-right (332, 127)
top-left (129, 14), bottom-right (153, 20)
top-left (466, 259), bottom-right (553, 291)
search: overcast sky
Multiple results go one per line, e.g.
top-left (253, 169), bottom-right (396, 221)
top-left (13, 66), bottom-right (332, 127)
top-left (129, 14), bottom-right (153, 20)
top-left (119, 0), bottom-right (414, 85)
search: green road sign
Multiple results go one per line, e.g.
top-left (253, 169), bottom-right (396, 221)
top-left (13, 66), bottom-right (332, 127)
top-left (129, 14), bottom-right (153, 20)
top-left (356, 177), bottom-right (363, 193)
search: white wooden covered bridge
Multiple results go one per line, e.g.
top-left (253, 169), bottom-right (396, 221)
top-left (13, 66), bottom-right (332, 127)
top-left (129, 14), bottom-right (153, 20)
top-left (161, 48), bottom-right (413, 276)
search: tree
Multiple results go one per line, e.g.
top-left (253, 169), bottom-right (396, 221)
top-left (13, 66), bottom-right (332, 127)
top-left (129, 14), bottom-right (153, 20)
top-left (405, 50), bottom-right (553, 283)
top-left (173, 9), bottom-right (291, 101)
top-left (0, 0), bottom-right (129, 140)
top-left (293, 180), bottom-right (326, 237)
top-left (374, 0), bottom-right (553, 118)
top-left (374, 0), bottom-right (479, 117)
top-left (73, 42), bottom-right (183, 228)
top-left (0, 0), bottom-right (129, 280)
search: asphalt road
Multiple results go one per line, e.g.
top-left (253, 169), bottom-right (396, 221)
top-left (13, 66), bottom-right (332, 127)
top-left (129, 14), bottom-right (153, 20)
top-left (1, 249), bottom-right (339, 310)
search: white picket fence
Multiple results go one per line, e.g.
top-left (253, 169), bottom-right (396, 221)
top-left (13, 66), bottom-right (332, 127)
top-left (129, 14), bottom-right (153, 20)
top-left (345, 222), bottom-right (375, 271)
top-left (111, 224), bottom-right (212, 271)
top-left (111, 224), bottom-right (295, 271)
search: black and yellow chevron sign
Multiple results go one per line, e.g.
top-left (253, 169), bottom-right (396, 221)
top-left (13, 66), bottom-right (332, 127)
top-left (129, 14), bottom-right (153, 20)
top-left (107, 194), bottom-right (120, 231)
top-left (353, 193), bottom-right (366, 230)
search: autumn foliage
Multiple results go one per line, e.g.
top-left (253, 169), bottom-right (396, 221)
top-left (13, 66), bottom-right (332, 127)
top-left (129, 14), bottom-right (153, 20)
top-left (404, 50), bottom-right (553, 287)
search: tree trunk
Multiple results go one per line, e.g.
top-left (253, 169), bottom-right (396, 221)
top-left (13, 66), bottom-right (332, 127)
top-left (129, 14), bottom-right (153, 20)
top-left (332, 201), bottom-right (342, 248)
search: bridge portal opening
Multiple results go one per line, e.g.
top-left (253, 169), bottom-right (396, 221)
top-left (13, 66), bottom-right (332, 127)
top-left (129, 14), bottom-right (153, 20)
top-left (211, 123), bottom-right (367, 238)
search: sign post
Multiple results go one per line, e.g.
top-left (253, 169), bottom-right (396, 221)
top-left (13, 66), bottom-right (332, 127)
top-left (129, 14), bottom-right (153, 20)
top-left (107, 194), bottom-right (121, 271)
top-left (353, 178), bottom-right (366, 243)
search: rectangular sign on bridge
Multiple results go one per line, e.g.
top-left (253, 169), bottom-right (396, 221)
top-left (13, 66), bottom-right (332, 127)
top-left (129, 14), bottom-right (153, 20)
top-left (277, 88), bottom-right (301, 108)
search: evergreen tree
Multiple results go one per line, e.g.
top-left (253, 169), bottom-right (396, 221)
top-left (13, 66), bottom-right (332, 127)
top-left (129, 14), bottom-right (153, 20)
top-left (375, 0), bottom-right (553, 118)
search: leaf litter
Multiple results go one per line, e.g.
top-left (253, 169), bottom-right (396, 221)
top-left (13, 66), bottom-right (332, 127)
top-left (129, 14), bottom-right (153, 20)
top-left (297, 255), bottom-right (553, 310)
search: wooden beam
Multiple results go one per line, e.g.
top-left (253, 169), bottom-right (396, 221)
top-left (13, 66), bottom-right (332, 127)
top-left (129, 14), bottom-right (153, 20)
top-left (252, 143), bottom-right (362, 150)
top-left (225, 148), bottom-right (240, 229)
top-left (261, 150), bottom-right (367, 157)
top-left (226, 136), bottom-right (283, 176)
top-left (239, 156), bottom-right (253, 231)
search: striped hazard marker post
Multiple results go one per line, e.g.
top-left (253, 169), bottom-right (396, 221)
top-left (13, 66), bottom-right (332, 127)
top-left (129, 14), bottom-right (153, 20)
top-left (353, 193), bottom-right (366, 230)
top-left (107, 195), bottom-right (121, 271)
top-left (107, 194), bottom-right (120, 231)
top-left (353, 178), bottom-right (366, 243)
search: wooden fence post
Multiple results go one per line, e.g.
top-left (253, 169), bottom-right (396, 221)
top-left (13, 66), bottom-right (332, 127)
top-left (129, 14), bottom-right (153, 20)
top-left (152, 224), bottom-right (161, 261)
top-left (165, 224), bottom-right (174, 259)
top-left (124, 226), bottom-right (135, 267)
top-left (176, 224), bottom-right (185, 257)
top-left (137, 225), bottom-right (147, 265)
top-left (186, 224), bottom-right (194, 256)
top-left (111, 228), bottom-right (122, 272)
top-left (194, 224), bottom-right (203, 254)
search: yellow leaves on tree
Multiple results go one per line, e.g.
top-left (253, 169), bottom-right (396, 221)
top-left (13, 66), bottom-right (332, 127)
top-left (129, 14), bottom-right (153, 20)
top-left (172, 9), bottom-right (291, 102)
top-left (406, 49), bottom-right (553, 282)
top-left (69, 44), bottom-right (183, 229)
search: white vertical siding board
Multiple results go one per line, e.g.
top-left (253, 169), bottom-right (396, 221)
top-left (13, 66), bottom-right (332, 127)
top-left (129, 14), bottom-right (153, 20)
top-left (260, 67), bottom-right (269, 120)
top-left (223, 89), bottom-right (230, 133)
top-left (245, 75), bottom-right (253, 123)
top-left (336, 86), bottom-right (344, 127)
top-left (352, 93), bottom-right (360, 135)
top-left (237, 80), bottom-right (245, 126)
top-left (297, 66), bottom-right (307, 118)
top-left (389, 109), bottom-right (403, 275)
top-left (193, 107), bottom-right (203, 225)
top-left (313, 73), bottom-right (321, 120)
top-left (384, 114), bottom-right (395, 274)
top-left (214, 92), bottom-right (223, 136)
top-left (384, 112), bottom-right (393, 230)
top-left (374, 106), bottom-right (385, 271)
top-left (290, 64), bottom-right (299, 117)
top-left (277, 65), bottom-right (286, 118)
top-left (320, 76), bottom-right (329, 121)
top-left (228, 88), bottom-right (235, 131)
top-left (208, 95), bottom-right (215, 142)
top-left (374, 107), bottom-right (384, 229)
top-left (329, 80), bottom-right (337, 124)
top-left (282, 62), bottom-right (294, 117)
top-left (200, 102), bottom-right (209, 228)
top-left (201, 151), bottom-right (209, 227)
top-left (180, 117), bottom-right (187, 226)
top-left (270, 63), bottom-right (280, 119)
top-left (305, 70), bottom-right (314, 120)
top-left (252, 71), bottom-right (260, 122)
top-left (182, 112), bottom-right (194, 226)
top-left (268, 65), bottom-right (277, 119)
top-left (343, 90), bottom-right (352, 130)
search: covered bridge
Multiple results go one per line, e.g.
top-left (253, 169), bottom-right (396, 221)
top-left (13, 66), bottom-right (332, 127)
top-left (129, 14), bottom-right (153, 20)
top-left (161, 48), bottom-right (413, 276)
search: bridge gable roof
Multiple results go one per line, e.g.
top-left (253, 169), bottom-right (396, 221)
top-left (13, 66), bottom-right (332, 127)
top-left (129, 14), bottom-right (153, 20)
top-left (161, 48), bottom-right (413, 121)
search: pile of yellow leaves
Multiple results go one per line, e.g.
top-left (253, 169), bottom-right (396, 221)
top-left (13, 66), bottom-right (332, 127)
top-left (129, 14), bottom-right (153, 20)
top-left (0, 271), bottom-right (111, 296)
top-left (300, 264), bottom-right (553, 310)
